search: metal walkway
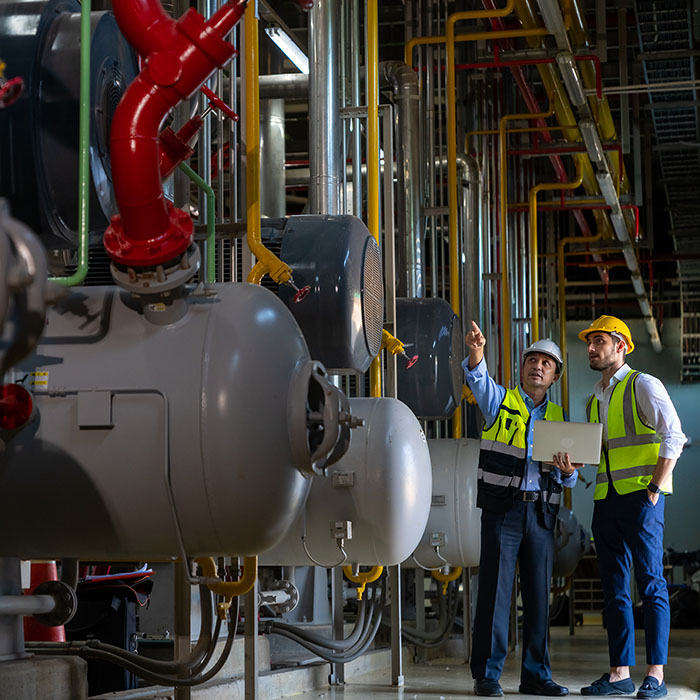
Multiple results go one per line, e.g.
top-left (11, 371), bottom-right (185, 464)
top-left (635, 0), bottom-right (700, 380)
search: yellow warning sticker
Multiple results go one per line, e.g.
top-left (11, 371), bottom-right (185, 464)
top-left (28, 371), bottom-right (49, 388)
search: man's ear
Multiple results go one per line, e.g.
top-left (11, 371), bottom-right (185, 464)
top-left (552, 372), bottom-right (561, 384)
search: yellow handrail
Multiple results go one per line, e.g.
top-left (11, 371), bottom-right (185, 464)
top-left (245, 4), bottom-right (292, 286)
top-left (195, 556), bottom-right (258, 619)
top-left (528, 160), bottom-right (583, 339)
top-left (343, 565), bottom-right (383, 600)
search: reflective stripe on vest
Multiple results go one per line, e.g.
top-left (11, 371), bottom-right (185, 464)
top-left (479, 388), bottom-right (564, 505)
top-left (586, 370), bottom-right (664, 500)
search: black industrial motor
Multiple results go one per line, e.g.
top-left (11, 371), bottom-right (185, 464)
top-left (0, 0), bottom-right (138, 249)
top-left (262, 214), bottom-right (384, 374)
top-left (396, 297), bottom-right (463, 420)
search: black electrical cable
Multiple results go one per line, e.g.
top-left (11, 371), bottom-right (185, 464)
top-left (264, 577), bottom-right (387, 664)
top-left (384, 582), bottom-right (460, 648)
top-left (28, 584), bottom-right (217, 676)
top-left (265, 589), bottom-right (368, 650)
top-left (31, 596), bottom-right (240, 688)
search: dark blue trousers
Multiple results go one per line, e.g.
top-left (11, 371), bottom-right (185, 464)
top-left (592, 490), bottom-right (669, 666)
top-left (471, 500), bottom-right (555, 684)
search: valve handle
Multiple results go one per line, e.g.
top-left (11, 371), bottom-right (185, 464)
top-left (402, 352), bottom-right (419, 369)
top-left (0, 76), bottom-right (24, 108)
top-left (292, 285), bottom-right (311, 304)
top-left (200, 85), bottom-right (239, 122)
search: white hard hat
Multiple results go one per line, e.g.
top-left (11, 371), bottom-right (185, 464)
top-left (523, 339), bottom-right (563, 368)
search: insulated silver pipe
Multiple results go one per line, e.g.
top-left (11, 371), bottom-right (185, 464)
top-left (260, 44), bottom-right (286, 218)
top-left (309, 0), bottom-right (341, 215)
top-left (260, 98), bottom-right (286, 218)
top-left (380, 62), bottom-right (423, 298)
top-left (258, 74), bottom-right (308, 100)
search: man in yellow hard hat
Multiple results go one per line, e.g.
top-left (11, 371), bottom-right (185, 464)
top-left (464, 321), bottom-right (577, 697)
top-left (555, 316), bottom-right (686, 699)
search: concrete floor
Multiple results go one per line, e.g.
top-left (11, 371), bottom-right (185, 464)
top-left (285, 627), bottom-right (700, 700)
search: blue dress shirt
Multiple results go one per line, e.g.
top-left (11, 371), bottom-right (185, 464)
top-left (462, 357), bottom-right (578, 491)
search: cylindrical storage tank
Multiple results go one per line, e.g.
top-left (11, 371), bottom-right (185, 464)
top-left (271, 215), bottom-right (384, 373)
top-left (407, 439), bottom-right (481, 569)
top-left (260, 397), bottom-right (432, 566)
top-left (396, 297), bottom-right (463, 419)
top-left (0, 284), bottom-right (351, 560)
top-left (0, 1), bottom-right (138, 248)
top-left (553, 508), bottom-right (587, 579)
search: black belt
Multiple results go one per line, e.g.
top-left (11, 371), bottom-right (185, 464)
top-left (517, 491), bottom-right (540, 502)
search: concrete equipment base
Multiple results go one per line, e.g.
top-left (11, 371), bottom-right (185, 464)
top-left (0, 656), bottom-right (88, 700)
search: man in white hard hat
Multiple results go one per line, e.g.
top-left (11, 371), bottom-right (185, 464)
top-left (555, 316), bottom-right (686, 700)
top-left (464, 321), bottom-right (577, 697)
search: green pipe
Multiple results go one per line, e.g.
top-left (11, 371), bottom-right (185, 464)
top-left (178, 162), bottom-right (216, 284)
top-left (51, 0), bottom-right (90, 286)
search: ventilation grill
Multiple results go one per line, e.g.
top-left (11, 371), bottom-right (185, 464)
top-left (362, 237), bottom-right (383, 357)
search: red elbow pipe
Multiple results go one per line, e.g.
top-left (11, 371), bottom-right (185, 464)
top-left (104, 0), bottom-right (246, 268)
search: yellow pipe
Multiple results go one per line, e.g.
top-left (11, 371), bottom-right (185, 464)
top-left (405, 26), bottom-right (548, 68)
top-left (498, 104), bottom-right (554, 386)
top-left (528, 160), bottom-right (583, 339)
top-left (367, 0), bottom-right (381, 399)
top-left (245, 5), bottom-right (293, 286)
top-left (432, 566), bottom-right (463, 595)
top-left (512, 0), bottom-right (614, 239)
top-left (195, 556), bottom-right (258, 618)
top-left (343, 565), bottom-right (383, 600)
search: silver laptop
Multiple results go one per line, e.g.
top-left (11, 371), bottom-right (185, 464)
top-left (531, 420), bottom-right (602, 465)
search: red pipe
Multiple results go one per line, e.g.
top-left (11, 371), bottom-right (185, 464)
top-left (455, 54), bottom-right (602, 100)
top-left (104, 0), bottom-right (246, 268)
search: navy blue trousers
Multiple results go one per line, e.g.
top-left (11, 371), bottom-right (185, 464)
top-left (592, 489), bottom-right (669, 666)
top-left (471, 500), bottom-right (554, 684)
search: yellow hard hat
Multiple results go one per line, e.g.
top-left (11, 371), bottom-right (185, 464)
top-left (577, 315), bottom-right (634, 354)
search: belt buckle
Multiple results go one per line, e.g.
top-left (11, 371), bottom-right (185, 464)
top-left (521, 491), bottom-right (539, 502)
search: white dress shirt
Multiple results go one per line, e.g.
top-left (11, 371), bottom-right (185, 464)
top-left (592, 363), bottom-right (687, 459)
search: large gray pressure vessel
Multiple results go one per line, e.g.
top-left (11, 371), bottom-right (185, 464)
top-left (0, 284), bottom-right (351, 560)
top-left (407, 438), bottom-right (481, 569)
top-left (260, 397), bottom-right (432, 566)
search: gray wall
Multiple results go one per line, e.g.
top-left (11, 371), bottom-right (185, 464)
top-left (566, 318), bottom-right (699, 553)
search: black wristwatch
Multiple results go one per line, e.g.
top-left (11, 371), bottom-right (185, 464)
top-left (647, 482), bottom-right (661, 494)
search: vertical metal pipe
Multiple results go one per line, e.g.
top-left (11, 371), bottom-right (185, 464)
top-left (0, 558), bottom-right (24, 660)
top-left (259, 42), bottom-right (285, 218)
top-left (382, 63), bottom-right (423, 298)
top-left (390, 565), bottom-right (404, 686)
top-left (329, 567), bottom-right (345, 684)
top-left (174, 562), bottom-right (192, 700)
top-left (460, 154), bottom-right (482, 326)
top-left (351, 0), bottom-right (362, 216)
top-left (309, 0), bottom-right (341, 215)
top-left (245, 579), bottom-right (259, 700)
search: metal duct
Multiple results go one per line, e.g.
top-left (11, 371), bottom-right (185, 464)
top-left (380, 61), bottom-right (424, 298)
top-left (308, 0), bottom-right (341, 215)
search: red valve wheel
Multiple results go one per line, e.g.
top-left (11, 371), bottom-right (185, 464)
top-left (0, 76), bottom-right (24, 108)
top-left (293, 285), bottom-right (311, 304)
top-left (0, 384), bottom-right (33, 430)
top-left (405, 355), bottom-right (419, 369)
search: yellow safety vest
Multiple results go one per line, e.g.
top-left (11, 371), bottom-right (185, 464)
top-left (478, 388), bottom-right (565, 513)
top-left (586, 369), bottom-right (665, 500)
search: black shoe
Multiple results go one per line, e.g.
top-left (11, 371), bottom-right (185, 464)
top-left (518, 680), bottom-right (569, 696)
top-left (474, 678), bottom-right (504, 696)
top-left (581, 674), bottom-right (635, 696)
top-left (636, 677), bottom-right (667, 699)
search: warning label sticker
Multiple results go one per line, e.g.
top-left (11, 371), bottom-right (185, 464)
top-left (28, 371), bottom-right (49, 388)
